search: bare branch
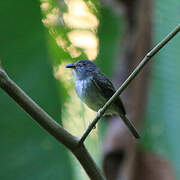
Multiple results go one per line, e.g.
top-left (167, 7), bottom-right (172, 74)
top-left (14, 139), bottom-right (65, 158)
top-left (0, 68), bottom-right (78, 148)
top-left (79, 24), bottom-right (180, 145)
top-left (0, 23), bottom-right (179, 180)
top-left (0, 67), bottom-right (105, 180)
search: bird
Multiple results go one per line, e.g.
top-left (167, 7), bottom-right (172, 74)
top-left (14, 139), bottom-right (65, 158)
top-left (65, 59), bottom-right (140, 139)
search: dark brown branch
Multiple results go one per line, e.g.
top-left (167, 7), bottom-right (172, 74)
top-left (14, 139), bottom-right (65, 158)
top-left (0, 23), bottom-right (179, 180)
top-left (79, 24), bottom-right (180, 145)
top-left (0, 67), bottom-right (104, 180)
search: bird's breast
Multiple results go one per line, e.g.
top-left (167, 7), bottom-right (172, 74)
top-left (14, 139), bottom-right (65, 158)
top-left (75, 78), bottom-right (94, 100)
top-left (75, 78), bottom-right (106, 112)
top-left (75, 79), bottom-right (86, 98)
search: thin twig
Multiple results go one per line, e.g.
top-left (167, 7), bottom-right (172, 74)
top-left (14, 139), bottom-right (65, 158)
top-left (0, 68), bottom-right (104, 180)
top-left (0, 68), bottom-right (78, 149)
top-left (79, 24), bottom-right (180, 145)
top-left (0, 24), bottom-right (179, 180)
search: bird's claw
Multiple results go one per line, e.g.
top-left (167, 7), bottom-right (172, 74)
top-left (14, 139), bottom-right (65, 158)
top-left (88, 122), bottom-right (96, 129)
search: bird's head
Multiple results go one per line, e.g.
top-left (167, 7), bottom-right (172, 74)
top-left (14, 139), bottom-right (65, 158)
top-left (65, 59), bottom-right (99, 80)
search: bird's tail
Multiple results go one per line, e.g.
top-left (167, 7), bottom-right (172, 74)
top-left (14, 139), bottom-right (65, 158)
top-left (119, 114), bottom-right (140, 139)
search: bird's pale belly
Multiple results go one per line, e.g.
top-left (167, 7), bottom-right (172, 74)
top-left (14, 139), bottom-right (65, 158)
top-left (75, 79), bottom-right (117, 115)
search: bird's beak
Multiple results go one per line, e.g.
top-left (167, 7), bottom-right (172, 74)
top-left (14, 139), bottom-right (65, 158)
top-left (65, 63), bottom-right (75, 69)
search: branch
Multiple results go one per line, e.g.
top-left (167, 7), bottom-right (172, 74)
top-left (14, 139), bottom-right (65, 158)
top-left (0, 68), bottom-right (104, 180)
top-left (0, 24), bottom-right (179, 179)
top-left (79, 24), bottom-right (180, 145)
top-left (0, 68), bottom-right (78, 148)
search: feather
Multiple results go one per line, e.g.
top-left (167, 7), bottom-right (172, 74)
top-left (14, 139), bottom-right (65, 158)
top-left (91, 72), bottom-right (126, 115)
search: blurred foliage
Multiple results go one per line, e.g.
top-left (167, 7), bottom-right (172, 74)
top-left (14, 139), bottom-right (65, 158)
top-left (141, 0), bottom-right (180, 178)
top-left (0, 0), bottom-right (73, 179)
top-left (0, 0), bottom-right (123, 179)
top-left (40, 0), bottom-right (123, 179)
top-left (0, 0), bottom-right (179, 179)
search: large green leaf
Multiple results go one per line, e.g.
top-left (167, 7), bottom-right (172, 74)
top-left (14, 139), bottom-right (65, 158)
top-left (40, 0), bottom-right (123, 178)
top-left (142, 0), bottom-right (180, 178)
top-left (0, 0), bottom-right (73, 179)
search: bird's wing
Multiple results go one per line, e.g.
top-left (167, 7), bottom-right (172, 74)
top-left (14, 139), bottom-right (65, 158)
top-left (91, 72), bottom-right (126, 115)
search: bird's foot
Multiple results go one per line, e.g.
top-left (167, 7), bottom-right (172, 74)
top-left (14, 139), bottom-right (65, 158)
top-left (88, 122), bottom-right (96, 129)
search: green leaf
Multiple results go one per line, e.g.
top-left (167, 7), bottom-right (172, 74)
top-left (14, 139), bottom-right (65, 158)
top-left (141, 0), bottom-right (180, 178)
top-left (0, 0), bottom-right (73, 179)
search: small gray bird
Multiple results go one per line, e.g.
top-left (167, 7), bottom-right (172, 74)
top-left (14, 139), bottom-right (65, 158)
top-left (66, 59), bottom-right (140, 139)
